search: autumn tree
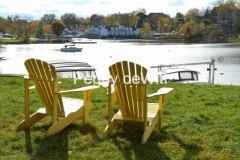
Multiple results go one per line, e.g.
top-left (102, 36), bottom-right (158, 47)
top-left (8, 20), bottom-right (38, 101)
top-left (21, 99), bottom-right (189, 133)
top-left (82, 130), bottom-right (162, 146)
top-left (158, 16), bottom-right (165, 33)
top-left (164, 16), bottom-right (171, 31)
top-left (232, 8), bottom-right (240, 34)
top-left (75, 17), bottom-right (88, 31)
top-left (21, 15), bottom-right (34, 43)
top-left (88, 14), bottom-right (104, 26)
top-left (44, 25), bottom-right (53, 41)
top-left (51, 20), bottom-right (66, 38)
top-left (75, 17), bottom-right (82, 28)
top-left (104, 14), bottom-right (119, 26)
top-left (234, 1), bottom-right (240, 33)
top-left (184, 8), bottom-right (200, 22)
top-left (29, 20), bottom-right (39, 36)
top-left (84, 17), bottom-right (93, 26)
top-left (147, 13), bottom-right (161, 31)
top-left (0, 36), bottom-right (3, 52)
top-left (130, 12), bottom-right (138, 25)
top-left (204, 25), bottom-right (226, 39)
top-left (0, 16), bottom-right (7, 33)
top-left (179, 20), bottom-right (206, 38)
top-left (119, 13), bottom-right (131, 26)
top-left (142, 22), bottom-right (151, 37)
top-left (6, 16), bottom-right (18, 37)
top-left (216, 0), bottom-right (238, 37)
top-left (6, 15), bottom-right (34, 43)
top-left (179, 21), bottom-right (195, 38)
top-left (194, 22), bottom-right (206, 36)
top-left (84, 29), bottom-right (88, 35)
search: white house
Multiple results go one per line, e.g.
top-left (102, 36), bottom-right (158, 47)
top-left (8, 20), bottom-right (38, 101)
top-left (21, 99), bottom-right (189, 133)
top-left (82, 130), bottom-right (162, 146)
top-left (88, 25), bottom-right (139, 38)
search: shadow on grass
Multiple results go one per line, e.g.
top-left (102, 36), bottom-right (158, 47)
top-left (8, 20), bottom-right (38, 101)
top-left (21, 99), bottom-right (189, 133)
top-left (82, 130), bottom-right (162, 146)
top-left (24, 123), bottom-right (99, 160)
top-left (24, 129), bottom-right (32, 154)
top-left (110, 122), bottom-right (202, 159)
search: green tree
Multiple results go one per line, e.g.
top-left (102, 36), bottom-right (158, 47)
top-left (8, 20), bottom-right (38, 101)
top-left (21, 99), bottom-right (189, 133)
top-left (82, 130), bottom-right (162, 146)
top-left (147, 14), bottom-right (161, 31)
top-left (61, 13), bottom-right (76, 28)
top-left (41, 14), bottom-right (57, 25)
top-left (202, 18), bottom-right (211, 26)
top-left (136, 12), bottom-right (147, 28)
top-left (174, 12), bottom-right (184, 27)
top-left (51, 20), bottom-right (65, 38)
top-left (35, 21), bottom-right (45, 40)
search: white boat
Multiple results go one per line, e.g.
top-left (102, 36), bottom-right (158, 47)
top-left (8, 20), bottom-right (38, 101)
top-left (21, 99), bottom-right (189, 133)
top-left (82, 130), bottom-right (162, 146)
top-left (71, 38), bottom-right (97, 44)
top-left (0, 56), bottom-right (10, 61)
top-left (60, 43), bottom-right (83, 52)
top-left (156, 68), bottom-right (205, 84)
top-left (151, 58), bottom-right (222, 84)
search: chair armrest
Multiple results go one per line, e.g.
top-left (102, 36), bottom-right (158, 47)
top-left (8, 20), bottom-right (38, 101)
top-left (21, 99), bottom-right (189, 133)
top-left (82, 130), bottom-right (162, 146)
top-left (98, 81), bottom-right (109, 88)
top-left (59, 85), bottom-right (99, 94)
top-left (29, 85), bottom-right (36, 90)
top-left (29, 82), bottom-right (62, 90)
top-left (98, 82), bottom-right (115, 94)
top-left (147, 87), bottom-right (173, 98)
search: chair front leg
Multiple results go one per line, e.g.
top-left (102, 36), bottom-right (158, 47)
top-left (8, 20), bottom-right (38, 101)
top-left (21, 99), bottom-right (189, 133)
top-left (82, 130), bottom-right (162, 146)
top-left (158, 95), bottom-right (163, 130)
top-left (82, 90), bottom-right (94, 124)
top-left (24, 79), bottom-right (30, 128)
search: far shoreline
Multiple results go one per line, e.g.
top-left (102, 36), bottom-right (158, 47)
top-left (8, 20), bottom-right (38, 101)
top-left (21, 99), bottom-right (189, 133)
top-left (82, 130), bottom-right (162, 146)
top-left (1, 37), bottom-right (240, 45)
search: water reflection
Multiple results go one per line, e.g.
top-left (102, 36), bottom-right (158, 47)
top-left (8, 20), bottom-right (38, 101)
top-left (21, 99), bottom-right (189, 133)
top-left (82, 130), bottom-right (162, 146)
top-left (0, 41), bottom-right (240, 85)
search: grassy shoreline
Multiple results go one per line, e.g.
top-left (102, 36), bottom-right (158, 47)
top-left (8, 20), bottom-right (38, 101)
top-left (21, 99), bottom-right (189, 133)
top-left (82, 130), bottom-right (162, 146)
top-left (0, 76), bottom-right (240, 159)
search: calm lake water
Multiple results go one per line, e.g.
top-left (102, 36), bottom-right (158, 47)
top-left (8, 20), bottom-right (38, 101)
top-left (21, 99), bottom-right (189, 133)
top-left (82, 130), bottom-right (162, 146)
top-left (0, 39), bottom-right (240, 85)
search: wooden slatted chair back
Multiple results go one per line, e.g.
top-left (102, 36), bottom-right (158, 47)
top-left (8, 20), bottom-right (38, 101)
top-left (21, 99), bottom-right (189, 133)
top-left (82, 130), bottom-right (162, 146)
top-left (109, 61), bottom-right (148, 120)
top-left (24, 58), bottom-right (64, 115)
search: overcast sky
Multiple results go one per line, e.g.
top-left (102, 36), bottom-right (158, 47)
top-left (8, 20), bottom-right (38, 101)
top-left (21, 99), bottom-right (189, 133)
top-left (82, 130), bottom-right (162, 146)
top-left (0, 0), bottom-right (217, 20)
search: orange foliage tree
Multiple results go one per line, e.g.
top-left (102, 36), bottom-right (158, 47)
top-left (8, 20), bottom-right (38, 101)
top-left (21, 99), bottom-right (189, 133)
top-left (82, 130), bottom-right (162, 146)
top-left (44, 25), bottom-right (53, 41)
top-left (51, 20), bottom-right (66, 39)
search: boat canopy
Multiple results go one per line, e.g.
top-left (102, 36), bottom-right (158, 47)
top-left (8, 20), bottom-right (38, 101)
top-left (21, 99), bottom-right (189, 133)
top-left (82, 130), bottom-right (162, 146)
top-left (46, 59), bottom-right (97, 79)
top-left (157, 68), bottom-right (200, 75)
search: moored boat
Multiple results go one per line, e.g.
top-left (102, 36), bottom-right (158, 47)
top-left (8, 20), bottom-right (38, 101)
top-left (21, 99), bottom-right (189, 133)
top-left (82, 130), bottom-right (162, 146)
top-left (151, 58), bottom-right (220, 84)
top-left (60, 44), bottom-right (83, 52)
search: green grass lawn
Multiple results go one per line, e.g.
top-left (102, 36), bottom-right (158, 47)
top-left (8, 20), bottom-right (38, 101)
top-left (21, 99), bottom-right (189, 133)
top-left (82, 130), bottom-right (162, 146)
top-left (0, 76), bottom-right (240, 159)
top-left (1, 38), bottom-right (24, 44)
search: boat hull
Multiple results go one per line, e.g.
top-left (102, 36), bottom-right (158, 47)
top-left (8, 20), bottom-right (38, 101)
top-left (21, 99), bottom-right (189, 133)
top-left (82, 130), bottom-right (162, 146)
top-left (61, 47), bottom-right (83, 52)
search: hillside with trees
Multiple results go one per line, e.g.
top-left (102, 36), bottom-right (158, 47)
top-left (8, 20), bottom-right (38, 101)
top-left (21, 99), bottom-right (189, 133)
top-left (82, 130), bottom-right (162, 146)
top-left (0, 0), bottom-right (239, 43)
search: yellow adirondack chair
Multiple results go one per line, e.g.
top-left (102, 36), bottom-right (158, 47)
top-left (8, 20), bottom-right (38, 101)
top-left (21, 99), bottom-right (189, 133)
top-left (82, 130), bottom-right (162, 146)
top-left (16, 58), bottom-right (99, 135)
top-left (102, 61), bottom-right (173, 144)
